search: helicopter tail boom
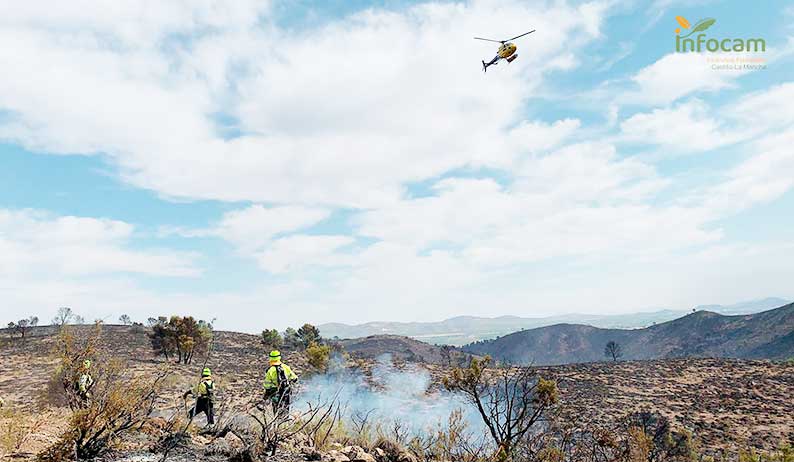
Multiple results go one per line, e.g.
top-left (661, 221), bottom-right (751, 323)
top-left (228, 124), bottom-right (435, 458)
top-left (482, 56), bottom-right (499, 72)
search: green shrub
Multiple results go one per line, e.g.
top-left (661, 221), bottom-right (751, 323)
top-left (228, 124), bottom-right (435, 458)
top-left (306, 342), bottom-right (331, 371)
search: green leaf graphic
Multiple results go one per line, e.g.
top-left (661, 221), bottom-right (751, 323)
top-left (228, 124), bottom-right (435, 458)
top-left (681, 18), bottom-right (716, 38)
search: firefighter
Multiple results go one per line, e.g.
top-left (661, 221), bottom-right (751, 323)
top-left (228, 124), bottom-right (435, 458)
top-left (263, 350), bottom-right (297, 415)
top-left (183, 367), bottom-right (215, 425)
top-left (76, 359), bottom-right (94, 403)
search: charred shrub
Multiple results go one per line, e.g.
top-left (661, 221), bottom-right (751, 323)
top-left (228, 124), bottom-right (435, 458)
top-left (38, 324), bottom-right (170, 461)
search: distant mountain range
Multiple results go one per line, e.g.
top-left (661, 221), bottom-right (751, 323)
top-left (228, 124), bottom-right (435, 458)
top-left (462, 301), bottom-right (794, 365)
top-left (319, 297), bottom-right (790, 346)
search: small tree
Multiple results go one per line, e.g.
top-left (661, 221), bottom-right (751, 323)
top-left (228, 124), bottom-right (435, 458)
top-left (53, 307), bottom-right (75, 327)
top-left (7, 316), bottom-right (38, 339)
top-left (306, 342), bottom-right (331, 371)
top-left (261, 329), bottom-right (283, 349)
top-left (118, 314), bottom-right (131, 325)
top-left (440, 344), bottom-right (453, 366)
top-left (297, 323), bottom-right (321, 347)
top-left (14, 319), bottom-right (31, 339)
top-left (147, 315), bottom-right (212, 364)
top-left (148, 318), bottom-right (175, 360)
top-left (443, 356), bottom-right (558, 459)
top-left (605, 341), bottom-right (623, 362)
top-left (283, 327), bottom-right (302, 348)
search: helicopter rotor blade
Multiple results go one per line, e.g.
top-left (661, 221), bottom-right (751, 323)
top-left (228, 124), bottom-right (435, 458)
top-left (473, 37), bottom-right (505, 43)
top-left (505, 29), bottom-right (536, 41)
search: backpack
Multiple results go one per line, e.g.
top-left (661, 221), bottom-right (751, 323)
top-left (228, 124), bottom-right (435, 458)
top-left (275, 365), bottom-right (289, 392)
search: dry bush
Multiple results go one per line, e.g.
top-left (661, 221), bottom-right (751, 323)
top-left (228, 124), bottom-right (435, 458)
top-left (38, 324), bottom-right (170, 461)
top-left (443, 356), bottom-right (558, 460)
top-left (530, 409), bottom-right (699, 462)
top-left (0, 406), bottom-right (46, 457)
top-left (207, 393), bottom-right (341, 460)
top-left (739, 445), bottom-right (794, 462)
top-left (248, 396), bottom-right (340, 459)
top-left (409, 409), bottom-right (488, 462)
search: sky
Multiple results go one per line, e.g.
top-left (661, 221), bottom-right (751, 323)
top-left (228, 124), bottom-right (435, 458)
top-left (1, 0), bottom-right (793, 332)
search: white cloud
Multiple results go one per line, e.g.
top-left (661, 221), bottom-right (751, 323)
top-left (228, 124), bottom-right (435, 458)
top-left (255, 235), bottom-right (355, 274)
top-left (0, 0), bottom-right (608, 207)
top-left (704, 128), bottom-right (794, 213)
top-left (513, 141), bottom-right (667, 202)
top-left (356, 141), bottom-right (706, 268)
top-left (619, 100), bottom-right (744, 153)
top-left (626, 53), bottom-right (746, 105)
top-left (0, 209), bottom-right (199, 277)
top-left (507, 119), bottom-right (582, 154)
top-left (731, 82), bottom-right (794, 128)
top-left (211, 205), bottom-right (330, 253)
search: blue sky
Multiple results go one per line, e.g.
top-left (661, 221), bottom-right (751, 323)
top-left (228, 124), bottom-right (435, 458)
top-left (1, 0), bottom-right (792, 332)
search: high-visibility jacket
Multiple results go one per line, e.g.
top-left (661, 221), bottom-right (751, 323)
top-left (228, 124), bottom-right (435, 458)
top-left (191, 378), bottom-right (215, 399)
top-left (78, 373), bottom-right (94, 393)
top-left (263, 363), bottom-right (297, 393)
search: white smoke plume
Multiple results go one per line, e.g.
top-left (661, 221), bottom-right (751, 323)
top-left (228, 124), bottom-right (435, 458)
top-left (294, 355), bottom-right (484, 437)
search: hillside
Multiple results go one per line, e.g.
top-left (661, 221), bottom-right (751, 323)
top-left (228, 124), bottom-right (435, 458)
top-left (463, 302), bottom-right (794, 365)
top-left (0, 324), bottom-right (311, 411)
top-left (340, 334), bottom-right (472, 365)
top-left (1, 325), bottom-right (793, 459)
top-left (0, 324), bottom-right (794, 461)
top-left (319, 297), bottom-right (788, 345)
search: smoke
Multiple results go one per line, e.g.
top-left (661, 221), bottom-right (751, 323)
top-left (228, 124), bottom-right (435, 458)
top-left (295, 355), bottom-right (484, 437)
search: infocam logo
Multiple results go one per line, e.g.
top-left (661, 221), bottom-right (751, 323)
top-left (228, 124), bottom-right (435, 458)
top-left (674, 16), bottom-right (765, 53)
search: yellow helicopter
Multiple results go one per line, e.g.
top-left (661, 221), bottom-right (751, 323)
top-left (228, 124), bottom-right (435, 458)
top-left (475, 29), bottom-right (535, 72)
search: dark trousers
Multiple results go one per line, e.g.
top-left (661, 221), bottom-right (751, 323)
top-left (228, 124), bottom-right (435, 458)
top-left (189, 397), bottom-right (215, 425)
top-left (271, 391), bottom-right (291, 416)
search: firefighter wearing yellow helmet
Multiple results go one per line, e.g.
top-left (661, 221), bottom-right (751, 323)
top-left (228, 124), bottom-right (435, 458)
top-left (183, 367), bottom-right (215, 425)
top-left (263, 350), bottom-right (297, 415)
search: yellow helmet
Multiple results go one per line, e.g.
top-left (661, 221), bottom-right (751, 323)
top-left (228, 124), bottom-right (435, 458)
top-left (83, 359), bottom-right (91, 369)
top-left (202, 367), bottom-right (211, 377)
top-left (269, 350), bottom-right (281, 364)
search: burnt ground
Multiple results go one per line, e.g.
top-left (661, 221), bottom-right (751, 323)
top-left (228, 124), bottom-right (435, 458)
top-left (1, 325), bottom-right (793, 460)
top-left (532, 359), bottom-right (794, 452)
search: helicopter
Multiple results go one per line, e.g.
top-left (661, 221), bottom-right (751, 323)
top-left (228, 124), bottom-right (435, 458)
top-left (474, 29), bottom-right (535, 72)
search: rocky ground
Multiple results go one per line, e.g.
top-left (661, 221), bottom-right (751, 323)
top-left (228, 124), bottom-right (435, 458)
top-left (1, 325), bottom-right (793, 461)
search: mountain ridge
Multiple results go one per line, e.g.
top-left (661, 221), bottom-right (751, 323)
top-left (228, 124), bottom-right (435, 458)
top-left (318, 297), bottom-right (790, 346)
top-left (461, 302), bottom-right (794, 365)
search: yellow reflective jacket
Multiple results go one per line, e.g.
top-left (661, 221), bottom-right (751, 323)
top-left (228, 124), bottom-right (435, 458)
top-left (189, 378), bottom-right (215, 399)
top-left (263, 364), bottom-right (297, 391)
top-left (78, 373), bottom-right (94, 393)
